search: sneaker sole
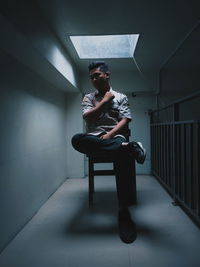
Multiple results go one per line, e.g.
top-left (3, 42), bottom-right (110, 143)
top-left (136, 142), bottom-right (146, 164)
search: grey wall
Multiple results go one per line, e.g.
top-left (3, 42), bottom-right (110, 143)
top-left (128, 95), bottom-right (156, 174)
top-left (0, 4), bottom-right (82, 252)
top-left (65, 93), bottom-right (85, 178)
top-left (0, 3), bottom-right (80, 93)
top-left (0, 51), bottom-right (70, 252)
top-left (158, 23), bottom-right (200, 120)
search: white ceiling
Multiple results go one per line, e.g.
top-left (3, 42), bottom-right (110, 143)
top-left (36, 0), bottom-right (199, 74)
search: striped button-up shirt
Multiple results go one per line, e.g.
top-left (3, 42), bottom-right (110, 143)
top-left (82, 88), bottom-right (132, 138)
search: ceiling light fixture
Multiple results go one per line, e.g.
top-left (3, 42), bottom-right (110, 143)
top-left (69, 34), bottom-right (139, 59)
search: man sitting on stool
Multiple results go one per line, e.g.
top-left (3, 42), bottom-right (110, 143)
top-left (72, 61), bottom-right (146, 243)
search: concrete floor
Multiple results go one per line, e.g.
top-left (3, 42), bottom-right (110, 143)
top-left (0, 175), bottom-right (200, 267)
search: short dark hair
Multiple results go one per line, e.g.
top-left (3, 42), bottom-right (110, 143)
top-left (88, 61), bottom-right (109, 73)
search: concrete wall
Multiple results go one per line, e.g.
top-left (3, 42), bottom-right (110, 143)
top-left (158, 23), bottom-right (200, 120)
top-left (0, 4), bottom-right (82, 252)
top-left (0, 51), bottom-right (69, 252)
top-left (128, 95), bottom-right (156, 174)
top-left (65, 93), bottom-right (85, 178)
top-left (0, 3), bottom-right (80, 92)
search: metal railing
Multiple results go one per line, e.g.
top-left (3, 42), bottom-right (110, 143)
top-left (150, 91), bottom-right (200, 225)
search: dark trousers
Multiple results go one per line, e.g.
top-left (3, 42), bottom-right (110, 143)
top-left (71, 133), bottom-right (136, 207)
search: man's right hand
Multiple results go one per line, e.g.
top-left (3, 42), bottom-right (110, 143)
top-left (102, 92), bottom-right (115, 103)
top-left (83, 92), bottom-right (114, 122)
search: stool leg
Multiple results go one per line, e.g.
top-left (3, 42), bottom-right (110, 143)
top-left (89, 158), bottom-right (94, 206)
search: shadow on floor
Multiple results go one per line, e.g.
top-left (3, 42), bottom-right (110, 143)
top-left (65, 190), bottom-right (119, 236)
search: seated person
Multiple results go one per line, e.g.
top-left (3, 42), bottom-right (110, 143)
top-left (72, 61), bottom-right (146, 243)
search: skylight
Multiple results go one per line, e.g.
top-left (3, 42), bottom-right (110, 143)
top-left (69, 34), bottom-right (139, 59)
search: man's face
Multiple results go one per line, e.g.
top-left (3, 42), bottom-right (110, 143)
top-left (89, 67), bottom-right (109, 91)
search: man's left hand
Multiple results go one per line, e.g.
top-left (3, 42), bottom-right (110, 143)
top-left (100, 133), bottom-right (112, 139)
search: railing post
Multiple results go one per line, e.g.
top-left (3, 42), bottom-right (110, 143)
top-left (150, 90), bottom-right (200, 225)
top-left (174, 103), bottom-right (179, 121)
top-left (172, 104), bottom-right (179, 205)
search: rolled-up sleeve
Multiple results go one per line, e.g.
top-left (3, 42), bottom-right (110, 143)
top-left (119, 95), bottom-right (132, 120)
top-left (82, 95), bottom-right (94, 115)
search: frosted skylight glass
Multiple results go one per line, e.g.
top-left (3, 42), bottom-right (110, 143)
top-left (69, 34), bottom-right (139, 59)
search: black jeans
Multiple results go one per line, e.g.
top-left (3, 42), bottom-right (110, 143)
top-left (71, 133), bottom-right (136, 207)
